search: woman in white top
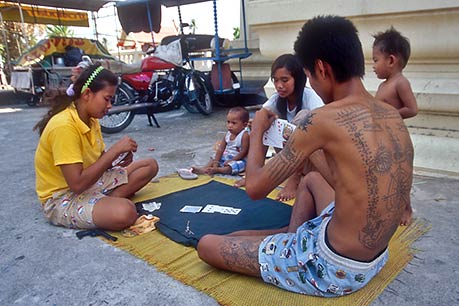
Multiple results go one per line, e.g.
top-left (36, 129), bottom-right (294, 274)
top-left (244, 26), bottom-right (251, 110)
top-left (235, 54), bottom-right (324, 201)
top-left (262, 54), bottom-right (323, 123)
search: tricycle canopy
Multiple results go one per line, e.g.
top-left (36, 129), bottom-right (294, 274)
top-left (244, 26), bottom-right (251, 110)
top-left (14, 36), bottom-right (115, 67)
top-left (116, 0), bottom-right (218, 34)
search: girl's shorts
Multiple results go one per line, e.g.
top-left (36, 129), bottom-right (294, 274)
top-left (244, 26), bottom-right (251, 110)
top-left (258, 203), bottom-right (388, 297)
top-left (42, 167), bottom-right (128, 229)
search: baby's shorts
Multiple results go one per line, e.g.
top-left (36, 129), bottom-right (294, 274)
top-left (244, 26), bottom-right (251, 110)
top-left (42, 167), bottom-right (128, 229)
top-left (258, 203), bottom-right (388, 297)
top-left (219, 154), bottom-right (246, 175)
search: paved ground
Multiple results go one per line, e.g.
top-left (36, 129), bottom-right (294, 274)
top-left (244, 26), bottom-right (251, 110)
top-left (0, 100), bottom-right (458, 306)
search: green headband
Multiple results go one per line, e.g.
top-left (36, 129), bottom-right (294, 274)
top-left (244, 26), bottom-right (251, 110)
top-left (81, 66), bottom-right (104, 94)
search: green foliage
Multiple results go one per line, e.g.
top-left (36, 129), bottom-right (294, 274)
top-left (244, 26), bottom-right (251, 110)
top-left (233, 27), bottom-right (240, 40)
top-left (46, 25), bottom-right (74, 38)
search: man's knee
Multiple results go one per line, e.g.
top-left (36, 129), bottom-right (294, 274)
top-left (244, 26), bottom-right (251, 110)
top-left (197, 234), bottom-right (216, 262)
top-left (303, 171), bottom-right (322, 185)
top-left (299, 171), bottom-right (318, 187)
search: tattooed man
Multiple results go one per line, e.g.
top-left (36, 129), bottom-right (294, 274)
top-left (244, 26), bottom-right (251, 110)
top-left (197, 15), bottom-right (414, 297)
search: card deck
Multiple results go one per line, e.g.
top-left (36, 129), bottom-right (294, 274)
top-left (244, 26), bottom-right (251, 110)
top-left (263, 119), bottom-right (296, 149)
top-left (112, 152), bottom-right (129, 167)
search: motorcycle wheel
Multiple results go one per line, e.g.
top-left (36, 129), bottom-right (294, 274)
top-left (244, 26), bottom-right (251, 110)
top-left (186, 71), bottom-right (215, 115)
top-left (100, 83), bottom-right (136, 134)
top-left (182, 96), bottom-right (200, 113)
top-left (27, 94), bottom-right (41, 107)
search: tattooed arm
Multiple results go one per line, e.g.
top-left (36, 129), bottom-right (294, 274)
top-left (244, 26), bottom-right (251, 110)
top-left (246, 108), bottom-right (325, 199)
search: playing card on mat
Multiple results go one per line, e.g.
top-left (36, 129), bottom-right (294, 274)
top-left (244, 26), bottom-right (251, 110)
top-left (179, 205), bottom-right (203, 213)
top-left (202, 204), bottom-right (218, 213)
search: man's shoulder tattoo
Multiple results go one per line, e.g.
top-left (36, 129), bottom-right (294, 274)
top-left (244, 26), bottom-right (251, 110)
top-left (297, 112), bottom-right (315, 132)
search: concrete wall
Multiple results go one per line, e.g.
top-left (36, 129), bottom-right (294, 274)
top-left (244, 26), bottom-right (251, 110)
top-left (235, 0), bottom-right (459, 174)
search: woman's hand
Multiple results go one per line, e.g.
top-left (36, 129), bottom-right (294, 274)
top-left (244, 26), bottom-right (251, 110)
top-left (113, 135), bottom-right (138, 155)
top-left (108, 136), bottom-right (138, 166)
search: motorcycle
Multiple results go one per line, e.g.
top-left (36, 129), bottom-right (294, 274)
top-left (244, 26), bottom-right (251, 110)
top-left (99, 39), bottom-right (215, 134)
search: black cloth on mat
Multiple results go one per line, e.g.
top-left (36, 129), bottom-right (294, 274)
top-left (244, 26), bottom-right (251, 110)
top-left (135, 181), bottom-right (292, 248)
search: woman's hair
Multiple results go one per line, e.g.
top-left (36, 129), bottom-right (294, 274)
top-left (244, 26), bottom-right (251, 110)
top-left (271, 54), bottom-right (306, 120)
top-left (294, 15), bottom-right (365, 82)
top-left (33, 63), bottom-right (118, 135)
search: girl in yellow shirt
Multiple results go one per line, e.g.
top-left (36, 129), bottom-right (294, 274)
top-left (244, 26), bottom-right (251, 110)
top-left (34, 64), bottom-right (158, 230)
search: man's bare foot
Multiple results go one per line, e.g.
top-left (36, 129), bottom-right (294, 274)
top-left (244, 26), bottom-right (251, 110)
top-left (233, 178), bottom-right (245, 188)
top-left (400, 204), bottom-right (413, 226)
top-left (276, 174), bottom-right (300, 201)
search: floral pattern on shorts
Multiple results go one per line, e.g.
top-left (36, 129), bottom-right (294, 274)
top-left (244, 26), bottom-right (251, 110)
top-left (42, 167), bottom-right (128, 229)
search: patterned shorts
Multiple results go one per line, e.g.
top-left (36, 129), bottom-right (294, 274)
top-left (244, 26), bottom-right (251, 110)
top-left (219, 154), bottom-right (246, 175)
top-left (258, 203), bottom-right (388, 297)
top-left (42, 167), bottom-right (128, 229)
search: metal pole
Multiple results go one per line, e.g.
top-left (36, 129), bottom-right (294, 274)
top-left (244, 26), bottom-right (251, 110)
top-left (177, 6), bottom-right (183, 34)
top-left (241, 0), bottom-right (248, 52)
top-left (212, 0), bottom-right (222, 92)
top-left (113, 4), bottom-right (121, 58)
top-left (145, 0), bottom-right (155, 45)
top-left (92, 12), bottom-right (99, 41)
top-left (16, 0), bottom-right (29, 46)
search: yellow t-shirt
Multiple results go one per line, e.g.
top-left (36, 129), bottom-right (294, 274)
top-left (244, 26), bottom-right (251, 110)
top-left (35, 103), bottom-right (105, 203)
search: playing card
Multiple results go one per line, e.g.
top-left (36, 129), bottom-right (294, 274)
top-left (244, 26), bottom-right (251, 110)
top-left (179, 205), bottom-right (203, 213)
top-left (202, 204), bottom-right (218, 213)
top-left (202, 204), bottom-right (241, 215)
top-left (263, 119), bottom-right (296, 149)
top-left (220, 207), bottom-right (241, 215)
top-left (112, 152), bottom-right (129, 167)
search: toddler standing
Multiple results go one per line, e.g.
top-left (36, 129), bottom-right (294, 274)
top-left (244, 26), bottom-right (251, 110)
top-left (372, 27), bottom-right (418, 119)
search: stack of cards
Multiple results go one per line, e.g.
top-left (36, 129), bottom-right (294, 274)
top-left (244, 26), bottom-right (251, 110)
top-left (112, 152), bottom-right (129, 167)
top-left (263, 119), bottom-right (296, 149)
